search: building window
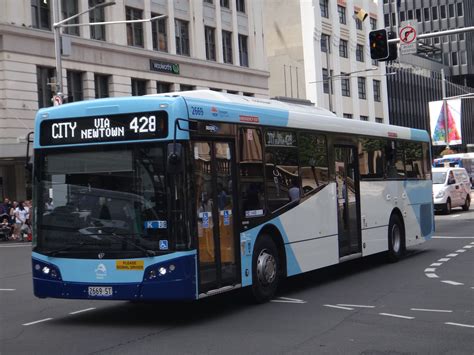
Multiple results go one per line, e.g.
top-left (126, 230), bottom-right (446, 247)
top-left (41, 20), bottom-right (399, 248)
top-left (62, 0), bottom-right (79, 36)
top-left (448, 4), bottom-right (455, 17)
top-left (204, 0), bottom-right (213, 3)
top-left (180, 84), bottom-right (195, 91)
top-left (94, 74), bottom-right (109, 98)
top-left (355, 13), bottom-right (363, 30)
top-left (451, 52), bottom-right (458, 66)
top-left (175, 19), bottom-right (190, 56)
top-left (320, 0), bottom-right (329, 18)
top-left (440, 5), bottom-right (446, 19)
top-left (423, 7), bottom-right (430, 21)
top-left (343, 113), bottom-right (353, 119)
top-left (220, 0), bottom-right (229, 8)
top-left (460, 51), bottom-right (467, 65)
top-left (321, 33), bottom-right (330, 53)
top-left (400, 11), bottom-right (405, 22)
top-left (338, 6), bottom-right (346, 24)
top-left (384, 14), bottom-right (389, 27)
top-left (432, 6), bottom-right (438, 20)
top-left (126, 7), bottom-right (144, 47)
top-left (407, 9), bottom-right (413, 20)
top-left (239, 34), bottom-right (249, 67)
top-left (375, 117), bottom-right (383, 123)
top-left (457, 3), bottom-right (463, 16)
top-left (356, 44), bottom-right (364, 62)
top-left (341, 74), bottom-right (350, 97)
top-left (360, 115), bottom-right (368, 121)
top-left (339, 39), bottom-right (348, 58)
top-left (89, 0), bottom-right (106, 41)
top-left (358, 77), bottom-right (366, 99)
top-left (131, 78), bottom-right (147, 96)
top-left (205, 26), bottom-right (216, 61)
top-left (66, 70), bottom-right (84, 102)
top-left (152, 14), bottom-right (168, 52)
top-left (370, 17), bottom-right (377, 30)
top-left (31, 0), bottom-right (51, 30)
top-left (373, 80), bottom-right (381, 102)
top-left (236, 0), bottom-right (245, 13)
top-left (37, 66), bottom-right (55, 108)
top-left (157, 81), bottom-right (171, 93)
top-left (459, 33), bottom-right (465, 41)
top-left (416, 9), bottom-right (421, 22)
top-left (222, 30), bottom-right (233, 64)
top-left (322, 68), bottom-right (333, 94)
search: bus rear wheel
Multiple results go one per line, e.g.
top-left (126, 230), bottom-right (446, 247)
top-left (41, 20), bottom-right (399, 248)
top-left (388, 214), bottom-right (405, 262)
top-left (251, 237), bottom-right (279, 303)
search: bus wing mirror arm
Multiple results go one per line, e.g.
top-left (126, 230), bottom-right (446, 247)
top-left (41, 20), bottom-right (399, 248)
top-left (25, 131), bottom-right (34, 173)
top-left (167, 118), bottom-right (197, 173)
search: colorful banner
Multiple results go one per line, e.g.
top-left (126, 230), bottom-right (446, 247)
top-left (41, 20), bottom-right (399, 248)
top-left (429, 99), bottom-right (462, 146)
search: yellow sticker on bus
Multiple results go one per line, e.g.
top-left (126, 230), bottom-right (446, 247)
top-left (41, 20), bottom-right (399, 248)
top-left (116, 260), bottom-right (145, 270)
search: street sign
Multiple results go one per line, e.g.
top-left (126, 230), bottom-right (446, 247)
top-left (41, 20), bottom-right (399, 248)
top-left (52, 95), bottom-right (63, 106)
top-left (399, 21), bottom-right (418, 55)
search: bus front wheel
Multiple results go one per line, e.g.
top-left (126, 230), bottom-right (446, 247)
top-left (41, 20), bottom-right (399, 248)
top-left (387, 214), bottom-right (405, 262)
top-left (251, 237), bottom-right (279, 303)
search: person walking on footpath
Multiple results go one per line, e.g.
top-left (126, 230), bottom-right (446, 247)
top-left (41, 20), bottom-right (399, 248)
top-left (14, 201), bottom-right (29, 241)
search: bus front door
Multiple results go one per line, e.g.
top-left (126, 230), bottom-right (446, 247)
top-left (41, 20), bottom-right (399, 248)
top-left (335, 146), bottom-right (362, 257)
top-left (193, 141), bottom-right (239, 294)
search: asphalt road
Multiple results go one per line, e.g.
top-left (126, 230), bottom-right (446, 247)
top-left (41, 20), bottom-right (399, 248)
top-left (1, 208), bottom-right (473, 355)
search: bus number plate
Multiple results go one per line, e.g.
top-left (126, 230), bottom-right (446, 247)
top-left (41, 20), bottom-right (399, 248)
top-left (88, 286), bottom-right (113, 297)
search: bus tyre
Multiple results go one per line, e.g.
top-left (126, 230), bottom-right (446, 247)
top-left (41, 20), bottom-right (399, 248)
top-left (251, 237), bottom-right (279, 303)
top-left (462, 195), bottom-right (470, 211)
top-left (387, 214), bottom-right (405, 262)
top-left (444, 199), bottom-right (452, 215)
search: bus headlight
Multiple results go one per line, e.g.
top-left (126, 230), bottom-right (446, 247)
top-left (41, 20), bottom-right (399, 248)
top-left (33, 260), bottom-right (62, 281)
top-left (159, 267), bottom-right (167, 276)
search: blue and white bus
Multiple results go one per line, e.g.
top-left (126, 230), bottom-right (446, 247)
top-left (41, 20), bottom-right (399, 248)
top-left (32, 91), bottom-right (434, 302)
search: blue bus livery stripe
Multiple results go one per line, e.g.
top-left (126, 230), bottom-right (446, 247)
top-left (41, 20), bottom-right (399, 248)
top-left (410, 128), bottom-right (430, 142)
top-left (184, 97), bottom-right (290, 127)
top-left (32, 250), bottom-right (196, 283)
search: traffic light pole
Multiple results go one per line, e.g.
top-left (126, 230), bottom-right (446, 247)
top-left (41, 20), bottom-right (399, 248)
top-left (387, 26), bottom-right (474, 43)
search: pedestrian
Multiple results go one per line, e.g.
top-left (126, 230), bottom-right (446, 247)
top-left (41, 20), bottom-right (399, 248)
top-left (14, 201), bottom-right (29, 240)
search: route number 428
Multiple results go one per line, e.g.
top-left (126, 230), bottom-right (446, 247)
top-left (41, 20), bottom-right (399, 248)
top-left (130, 115), bottom-right (156, 133)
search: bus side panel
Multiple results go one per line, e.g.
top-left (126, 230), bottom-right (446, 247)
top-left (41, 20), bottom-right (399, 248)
top-left (403, 179), bottom-right (434, 245)
top-left (359, 180), bottom-right (396, 256)
top-left (240, 184), bottom-right (339, 287)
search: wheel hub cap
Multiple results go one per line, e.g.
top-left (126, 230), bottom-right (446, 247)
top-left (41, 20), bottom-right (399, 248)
top-left (256, 250), bottom-right (277, 285)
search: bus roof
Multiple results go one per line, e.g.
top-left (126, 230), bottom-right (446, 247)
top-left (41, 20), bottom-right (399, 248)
top-left (152, 90), bottom-right (430, 142)
top-left (434, 153), bottom-right (474, 160)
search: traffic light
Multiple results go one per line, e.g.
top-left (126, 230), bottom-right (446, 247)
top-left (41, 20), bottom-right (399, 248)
top-left (369, 29), bottom-right (389, 60)
top-left (386, 31), bottom-right (398, 61)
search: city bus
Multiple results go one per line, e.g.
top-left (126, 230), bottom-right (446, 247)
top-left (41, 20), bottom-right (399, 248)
top-left (32, 91), bottom-right (434, 302)
top-left (433, 153), bottom-right (474, 187)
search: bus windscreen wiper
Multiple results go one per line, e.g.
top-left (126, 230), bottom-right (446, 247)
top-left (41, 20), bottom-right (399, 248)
top-left (44, 241), bottom-right (87, 257)
top-left (98, 233), bottom-right (157, 257)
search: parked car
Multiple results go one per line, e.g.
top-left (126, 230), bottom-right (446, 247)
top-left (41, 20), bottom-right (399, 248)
top-left (432, 167), bottom-right (471, 214)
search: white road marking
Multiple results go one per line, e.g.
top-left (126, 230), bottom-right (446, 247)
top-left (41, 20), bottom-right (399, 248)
top-left (425, 273), bottom-right (439, 278)
top-left (430, 263), bottom-right (443, 266)
top-left (271, 297), bottom-right (306, 304)
top-left (438, 258), bottom-right (450, 262)
top-left (463, 245), bottom-right (473, 249)
top-left (379, 313), bottom-right (414, 320)
top-left (0, 244), bottom-right (32, 248)
top-left (441, 280), bottom-right (464, 286)
top-left (450, 214), bottom-right (461, 218)
top-left (455, 249), bottom-right (466, 253)
top-left (424, 268), bottom-right (436, 272)
top-left (69, 307), bottom-right (96, 315)
top-left (0, 289), bottom-right (16, 291)
top-left (22, 318), bottom-right (53, 326)
top-left (433, 236), bottom-right (474, 239)
top-left (324, 304), bottom-right (354, 311)
top-left (410, 308), bottom-right (452, 313)
top-left (471, 242), bottom-right (474, 244)
top-left (447, 253), bottom-right (458, 257)
top-left (445, 322), bottom-right (474, 329)
top-left (336, 304), bottom-right (375, 308)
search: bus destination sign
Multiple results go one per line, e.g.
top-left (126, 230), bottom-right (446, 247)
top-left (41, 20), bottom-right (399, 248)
top-left (40, 111), bottom-right (168, 146)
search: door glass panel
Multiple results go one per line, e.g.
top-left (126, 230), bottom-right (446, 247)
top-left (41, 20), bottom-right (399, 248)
top-left (215, 142), bottom-right (236, 282)
top-left (193, 142), bottom-right (216, 285)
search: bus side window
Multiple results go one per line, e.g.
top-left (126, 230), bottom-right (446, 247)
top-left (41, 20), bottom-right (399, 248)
top-left (403, 142), bottom-right (424, 179)
top-left (299, 133), bottom-right (329, 193)
top-left (385, 140), bottom-right (405, 179)
top-left (358, 138), bottom-right (385, 180)
top-left (239, 128), bottom-right (265, 219)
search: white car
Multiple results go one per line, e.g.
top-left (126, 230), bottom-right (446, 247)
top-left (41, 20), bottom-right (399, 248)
top-left (432, 167), bottom-right (471, 214)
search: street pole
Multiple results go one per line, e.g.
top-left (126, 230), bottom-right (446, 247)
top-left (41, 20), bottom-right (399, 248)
top-left (52, 0), bottom-right (63, 100)
top-left (441, 68), bottom-right (449, 147)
